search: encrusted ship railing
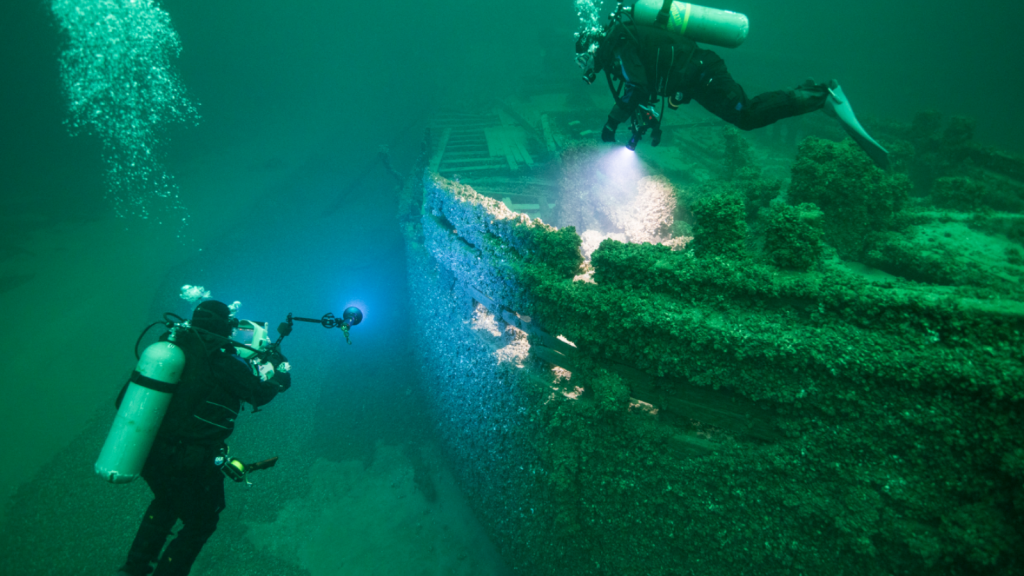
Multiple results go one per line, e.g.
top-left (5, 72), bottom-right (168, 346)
top-left (418, 170), bottom-right (786, 452)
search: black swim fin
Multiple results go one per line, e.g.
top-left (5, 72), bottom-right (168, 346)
top-left (823, 80), bottom-right (890, 171)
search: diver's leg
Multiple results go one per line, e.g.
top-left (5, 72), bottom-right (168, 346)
top-left (119, 484), bottom-right (177, 575)
top-left (151, 472), bottom-right (224, 576)
top-left (678, 51), bottom-right (888, 167)
top-left (687, 51), bottom-right (827, 130)
top-left (739, 79), bottom-right (829, 129)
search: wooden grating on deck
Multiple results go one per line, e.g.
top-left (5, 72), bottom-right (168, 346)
top-left (429, 109), bottom-right (542, 178)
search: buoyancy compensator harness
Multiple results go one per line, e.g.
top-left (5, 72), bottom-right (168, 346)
top-left (596, 2), bottom-right (750, 149)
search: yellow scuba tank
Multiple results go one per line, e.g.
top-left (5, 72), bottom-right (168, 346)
top-left (95, 340), bottom-right (185, 483)
top-left (632, 0), bottom-right (749, 48)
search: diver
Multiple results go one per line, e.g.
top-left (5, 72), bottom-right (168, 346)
top-left (576, 0), bottom-right (889, 168)
top-left (114, 300), bottom-right (291, 576)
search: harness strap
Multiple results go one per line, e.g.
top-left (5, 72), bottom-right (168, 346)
top-left (655, 47), bottom-right (660, 99)
top-left (130, 370), bottom-right (179, 394)
top-left (656, 46), bottom-right (674, 128)
top-left (606, 70), bottom-right (625, 107)
top-left (672, 46), bottom-right (698, 105)
top-left (655, 0), bottom-right (674, 27)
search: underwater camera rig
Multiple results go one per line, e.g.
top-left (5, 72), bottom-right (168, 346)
top-left (277, 307), bottom-right (364, 346)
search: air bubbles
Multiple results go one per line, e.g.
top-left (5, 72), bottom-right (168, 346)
top-left (51, 0), bottom-right (197, 236)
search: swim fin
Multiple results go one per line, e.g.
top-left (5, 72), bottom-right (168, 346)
top-left (823, 80), bottom-right (890, 170)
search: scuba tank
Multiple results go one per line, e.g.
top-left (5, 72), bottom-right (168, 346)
top-left (95, 338), bottom-right (185, 483)
top-left (631, 0), bottom-right (749, 49)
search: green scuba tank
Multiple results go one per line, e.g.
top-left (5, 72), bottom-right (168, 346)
top-left (632, 0), bottom-right (749, 48)
top-left (95, 340), bottom-right (185, 483)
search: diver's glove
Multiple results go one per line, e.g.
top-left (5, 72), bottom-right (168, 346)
top-left (272, 370), bottom-right (291, 392)
top-left (601, 118), bottom-right (618, 143)
top-left (264, 349), bottom-right (291, 392)
top-left (263, 349), bottom-right (287, 368)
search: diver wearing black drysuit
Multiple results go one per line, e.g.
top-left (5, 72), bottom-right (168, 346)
top-left (588, 21), bottom-right (829, 144)
top-left (115, 300), bottom-right (291, 576)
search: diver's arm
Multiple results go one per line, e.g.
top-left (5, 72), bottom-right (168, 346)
top-left (603, 43), bottom-right (650, 141)
top-left (612, 43), bottom-right (650, 120)
top-left (265, 350), bottom-right (292, 393)
top-left (215, 353), bottom-right (281, 408)
top-left (268, 371), bottom-right (291, 393)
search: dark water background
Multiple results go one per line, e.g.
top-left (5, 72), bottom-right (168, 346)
top-left (0, 0), bottom-right (1022, 574)
top-left (2, 0), bottom-right (1021, 234)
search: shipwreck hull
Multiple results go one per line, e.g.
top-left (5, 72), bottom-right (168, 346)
top-left (398, 109), bottom-right (1024, 574)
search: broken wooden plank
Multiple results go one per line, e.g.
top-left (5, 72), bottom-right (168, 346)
top-left (541, 114), bottom-right (557, 153)
top-left (510, 127), bottom-right (534, 167)
top-left (501, 134), bottom-right (519, 171)
top-left (484, 127), bottom-right (503, 158)
top-left (429, 127), bottom-right (451, 173)
top-left (483, 127), bottom-right (515, 169)
top-left (441, 164), bottom-right (508, 173)
top-left (533, 345), bottom-right (575, 372)
top-left (440, 157), bottom-right (504, 166)
top-left (466, 284), bottom-right (499, 314)
top-left (497, 128), bottom-right (521, 164)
